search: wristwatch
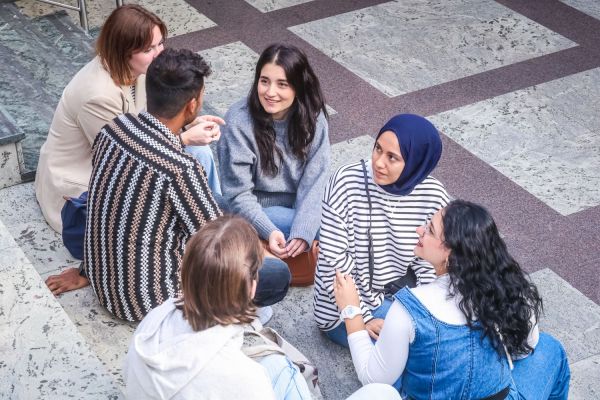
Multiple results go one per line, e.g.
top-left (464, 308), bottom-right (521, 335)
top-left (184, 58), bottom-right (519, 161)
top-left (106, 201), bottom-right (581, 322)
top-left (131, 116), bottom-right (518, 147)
top-left (340, 305), bottom-right (362, 321)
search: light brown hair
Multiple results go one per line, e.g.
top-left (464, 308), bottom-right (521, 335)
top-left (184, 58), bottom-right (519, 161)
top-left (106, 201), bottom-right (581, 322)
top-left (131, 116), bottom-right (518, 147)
top-left (178, 216), bottom-right (263, 331)
top-left (95, 4), bottom-right (167, 85)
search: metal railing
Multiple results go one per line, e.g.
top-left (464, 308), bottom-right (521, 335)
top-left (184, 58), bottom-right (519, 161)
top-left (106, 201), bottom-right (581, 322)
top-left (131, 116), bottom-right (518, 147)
top-left (33, 0), bottom-right (123, 33)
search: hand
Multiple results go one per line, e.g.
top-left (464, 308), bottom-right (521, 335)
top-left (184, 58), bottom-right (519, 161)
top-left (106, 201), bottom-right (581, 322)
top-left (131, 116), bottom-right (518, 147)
top-left (333, 269), bottom-right (361, 311)
top-left (45, 267), bottom-right (90, 296)
top-left (181, 115), bottom-right (225, 146)
top-left (285, 238), bottom-right (308, 258)
top-left (268, 230), bottom-right (288, 259)
top-left (365, 318), bottom-right (384, 340)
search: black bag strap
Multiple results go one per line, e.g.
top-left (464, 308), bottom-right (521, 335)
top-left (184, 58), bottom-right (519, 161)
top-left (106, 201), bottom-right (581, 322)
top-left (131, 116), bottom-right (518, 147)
top-left (360, 160), bottom-right (374, 291)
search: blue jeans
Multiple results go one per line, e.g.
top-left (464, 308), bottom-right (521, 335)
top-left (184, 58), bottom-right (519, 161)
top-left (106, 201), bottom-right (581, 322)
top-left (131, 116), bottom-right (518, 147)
top-left (254, 257), bottom-right (291, 307)
top-left (510, 332), bottom-right (570, 399)
top-left (264, 206), bottom-right (319, 240)
top-left (259, 354), bottom-right (312, 400)
top-left (324, 298), bottom-right (394, 348)
top-left (264, 206), bottom-right (295, 238)
top-left (185, 145), bottom-right (221, 195)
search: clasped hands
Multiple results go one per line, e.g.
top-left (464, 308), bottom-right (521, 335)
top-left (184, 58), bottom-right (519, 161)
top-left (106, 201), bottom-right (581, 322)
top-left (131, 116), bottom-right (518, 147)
top-left (268, 230), bottom-right (308, 259)
top-left (333, 269), bottom-right (384, 340)
top-left (180, 115), bottom-right (225, 146)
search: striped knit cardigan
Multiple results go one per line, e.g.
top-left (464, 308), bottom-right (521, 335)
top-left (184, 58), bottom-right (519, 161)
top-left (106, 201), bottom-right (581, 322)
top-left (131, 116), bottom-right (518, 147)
top-left (84, 112), bottom-right (221, 322)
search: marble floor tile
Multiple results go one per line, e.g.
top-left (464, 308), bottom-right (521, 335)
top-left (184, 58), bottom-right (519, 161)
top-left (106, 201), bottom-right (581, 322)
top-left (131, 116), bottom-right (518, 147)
top-left (569, 354), bottom-right (600, 399)
top-left (0, 141), bottom-right (22, 189)
top-left (530, 268), bottom-right (600, 364)
top-left (0, 183), bottom-right (136, 389)
top-left (561, 0), bottom-right (600, 21)
top-left (199, 41), bottom-right (258, 117)
top-left (269, 286), bottom-right (358, 400)
top-left (429, 68), bottom-right (600, 216)
top-left (330, 134), bottom-right (374, 175)
top-left (245, 0), bottom-right (314, 13)
top-left (15, 0), bottom-right (215, 36)
top-left (0, 220), bottom-right (121, 399)
top-left (0, 183), bottom-right (80, 274)
top-left (289, 0), bottom-right (576, 96)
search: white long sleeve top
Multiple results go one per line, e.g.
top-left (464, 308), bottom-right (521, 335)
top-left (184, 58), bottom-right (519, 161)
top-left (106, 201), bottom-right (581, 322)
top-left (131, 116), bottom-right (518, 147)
top-left (348, 274), bottom-right (540, 385)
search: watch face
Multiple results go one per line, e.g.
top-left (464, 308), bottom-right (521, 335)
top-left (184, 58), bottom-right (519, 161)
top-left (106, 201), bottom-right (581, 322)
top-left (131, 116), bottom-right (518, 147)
top-left (341, 306), bottom-right (361, 320)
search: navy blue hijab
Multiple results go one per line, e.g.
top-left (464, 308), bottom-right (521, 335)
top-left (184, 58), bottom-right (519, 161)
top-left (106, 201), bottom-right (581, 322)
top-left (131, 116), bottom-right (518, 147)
top-left (376, 114), bottom-right (442, 195)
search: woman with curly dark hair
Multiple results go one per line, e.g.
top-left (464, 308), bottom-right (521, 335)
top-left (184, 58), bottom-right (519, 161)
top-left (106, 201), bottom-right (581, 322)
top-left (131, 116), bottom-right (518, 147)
top-left (335, 200), bottom-right (570, 399)
top-left (217, 43), bottom-right (330, 261)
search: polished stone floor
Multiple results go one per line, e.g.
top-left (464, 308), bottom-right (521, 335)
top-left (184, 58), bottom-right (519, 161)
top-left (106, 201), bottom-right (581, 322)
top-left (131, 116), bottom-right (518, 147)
top-left (1, 0), bottom-right (599, 399)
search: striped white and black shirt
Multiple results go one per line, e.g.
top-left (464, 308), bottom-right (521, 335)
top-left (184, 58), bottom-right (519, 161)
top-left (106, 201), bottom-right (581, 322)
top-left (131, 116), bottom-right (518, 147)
top-left (84, 112), bottom-right (221, 322)
top-left (313, 161), bottom-right (449, 331)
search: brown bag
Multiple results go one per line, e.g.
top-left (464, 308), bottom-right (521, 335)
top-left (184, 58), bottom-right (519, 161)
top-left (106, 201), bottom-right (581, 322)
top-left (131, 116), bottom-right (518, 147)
top-left (262, 240), bottom-right (319, 286)
top-left (286, 241), bottom-right (319, 286)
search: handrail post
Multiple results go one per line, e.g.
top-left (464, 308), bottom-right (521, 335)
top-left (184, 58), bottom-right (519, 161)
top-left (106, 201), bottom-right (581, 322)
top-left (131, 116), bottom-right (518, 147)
top-left (78, 0), bottom-right (88, 33)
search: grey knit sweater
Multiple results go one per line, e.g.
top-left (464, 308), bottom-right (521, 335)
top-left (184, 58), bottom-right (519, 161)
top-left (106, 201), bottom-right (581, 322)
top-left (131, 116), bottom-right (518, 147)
top-left (217, 99), bottom-right (330, 245)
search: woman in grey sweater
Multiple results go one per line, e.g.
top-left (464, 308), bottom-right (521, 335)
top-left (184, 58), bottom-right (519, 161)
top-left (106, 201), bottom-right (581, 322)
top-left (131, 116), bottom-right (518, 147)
top-left (218, 43), bottom-right (330, 260)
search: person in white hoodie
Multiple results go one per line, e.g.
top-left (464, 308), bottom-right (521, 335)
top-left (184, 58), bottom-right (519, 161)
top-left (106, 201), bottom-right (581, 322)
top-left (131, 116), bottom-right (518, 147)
top-left (123, 216), bottom-right (288, 399)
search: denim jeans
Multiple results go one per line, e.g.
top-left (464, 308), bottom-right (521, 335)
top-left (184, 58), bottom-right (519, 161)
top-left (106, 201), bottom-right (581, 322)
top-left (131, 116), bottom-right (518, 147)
top-left (264, 206), bottom-right (295, 238)
top-left (264, 206), bottom-right (319, 241)
top-left (254, 257), bottom-right (291, 307)
top-left (258, 354), bottom-right (312, 400)
top-left (184, 145), bottom-right (221, 195)
top-left (510, 332), bottom-right (570, 399)
top-left (324, 298), bottom-right (394, 348)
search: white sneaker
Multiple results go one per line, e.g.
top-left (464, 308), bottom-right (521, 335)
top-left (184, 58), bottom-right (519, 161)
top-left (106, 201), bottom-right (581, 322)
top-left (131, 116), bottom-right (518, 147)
top-left (256, 306), bottom-right (273, 325)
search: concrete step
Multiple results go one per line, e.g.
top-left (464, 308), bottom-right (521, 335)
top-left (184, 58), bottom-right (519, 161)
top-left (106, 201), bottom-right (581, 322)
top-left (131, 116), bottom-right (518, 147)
top-left (0, 216), bottom-right (122, 399)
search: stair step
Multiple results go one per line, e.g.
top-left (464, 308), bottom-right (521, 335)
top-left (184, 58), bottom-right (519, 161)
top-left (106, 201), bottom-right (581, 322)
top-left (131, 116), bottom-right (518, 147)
top-left (0, 3), bottom-right (94, 175)
top-left (0, 216), bottom-right (122, 399)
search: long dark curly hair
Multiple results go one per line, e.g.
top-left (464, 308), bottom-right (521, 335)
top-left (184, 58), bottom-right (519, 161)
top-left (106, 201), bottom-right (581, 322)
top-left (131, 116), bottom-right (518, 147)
top-left (248, 43), bottom-right (327, 176)
top-left (442, 200), bottom-right (543, 357)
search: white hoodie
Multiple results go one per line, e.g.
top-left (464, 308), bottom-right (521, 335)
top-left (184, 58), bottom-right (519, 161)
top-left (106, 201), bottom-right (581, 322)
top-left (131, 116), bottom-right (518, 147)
top-left (123, 298), bottom-right (276, 400)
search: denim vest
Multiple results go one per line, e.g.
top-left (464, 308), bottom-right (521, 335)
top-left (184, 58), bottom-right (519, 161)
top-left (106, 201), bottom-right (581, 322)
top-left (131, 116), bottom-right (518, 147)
top-left (394, 288), bottom-right (512, 400)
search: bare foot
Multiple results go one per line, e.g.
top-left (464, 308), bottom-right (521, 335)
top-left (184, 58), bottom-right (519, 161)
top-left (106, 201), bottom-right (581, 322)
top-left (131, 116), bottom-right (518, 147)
top-left (45, 267), bottom-right (89, 296)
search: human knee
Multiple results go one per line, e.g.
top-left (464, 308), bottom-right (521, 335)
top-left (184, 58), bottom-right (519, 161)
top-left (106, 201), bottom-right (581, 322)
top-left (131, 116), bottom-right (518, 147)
top-left (347, 383), bottom-right (400, 400)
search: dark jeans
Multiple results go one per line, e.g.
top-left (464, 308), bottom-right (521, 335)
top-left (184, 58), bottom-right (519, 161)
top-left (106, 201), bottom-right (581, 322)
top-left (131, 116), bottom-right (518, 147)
top-left (254, 256), bottom-right (291, 307)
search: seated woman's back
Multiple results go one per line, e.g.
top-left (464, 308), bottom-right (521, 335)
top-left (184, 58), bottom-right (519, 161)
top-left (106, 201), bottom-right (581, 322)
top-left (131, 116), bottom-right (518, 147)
top-left (124, 298), bottom-right (274, 400)
top-left (123, 216), bottom-right (275, 400)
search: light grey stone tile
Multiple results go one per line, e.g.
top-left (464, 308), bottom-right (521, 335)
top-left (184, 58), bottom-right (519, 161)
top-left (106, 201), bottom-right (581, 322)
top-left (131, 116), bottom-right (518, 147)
top-left (269, 286), bottom-right (360, 400)
top-left (0, 142), bottom-right (22, 189)
top-left (290, 0), bottom-right (576, 96)
top-left (569, 354), bottom-right (600, 399)
top-left (200, 42), bottom-right (258, 117)
top-left (0, 220), bottom-right (121, 399)
top-left (15, 0), bottom-right (215, 36)
top-left (54, 285), bottom-right (137, 389)
top-left (330, 135), bottom-right (374, 175)
top-left (530, 268), bottom-right (600, 364)
top-left (245, 0), bottom-right (314, 13)
top-left (561, 0), bottom-right (600, 21)
top-left (0, 183), bottom-right (80, 275)
top-left (429, 68), bottom-right (600, 216)
top-left (0, 183), bottom-right (136, 389)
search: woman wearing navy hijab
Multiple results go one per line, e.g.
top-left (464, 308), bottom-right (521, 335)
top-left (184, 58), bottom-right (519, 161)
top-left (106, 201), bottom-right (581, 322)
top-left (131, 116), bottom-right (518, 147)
top-left (314, 114), bottom-right (449, 347)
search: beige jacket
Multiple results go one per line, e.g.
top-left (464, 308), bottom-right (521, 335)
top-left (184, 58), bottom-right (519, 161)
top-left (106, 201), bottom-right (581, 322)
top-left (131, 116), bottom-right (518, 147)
top-left (35, 56), bottom-right (146, 232)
